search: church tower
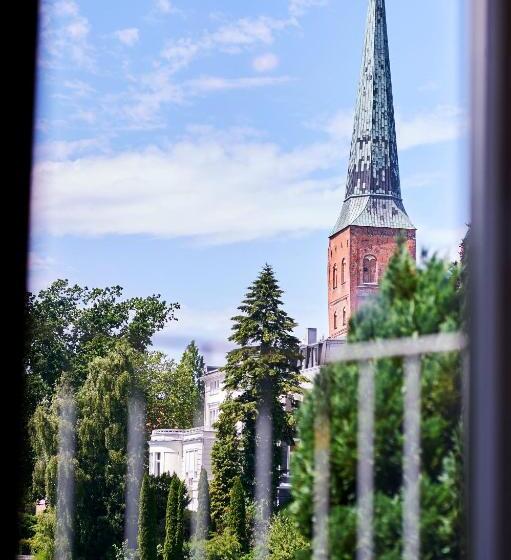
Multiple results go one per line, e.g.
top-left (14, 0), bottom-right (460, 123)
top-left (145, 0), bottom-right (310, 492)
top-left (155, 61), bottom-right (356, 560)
top-left (328, 0), bottom-right (416, 338)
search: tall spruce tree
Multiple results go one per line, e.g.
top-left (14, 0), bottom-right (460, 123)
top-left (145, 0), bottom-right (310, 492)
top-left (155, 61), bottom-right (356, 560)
top-left (138, 474), bottom-right (158, 560)
top-left (227, 477), bottom-right (248, 553)
top-left (211, 264), bottom-right (302, 519)
top-left (196, 468), bottom-right (211, 540)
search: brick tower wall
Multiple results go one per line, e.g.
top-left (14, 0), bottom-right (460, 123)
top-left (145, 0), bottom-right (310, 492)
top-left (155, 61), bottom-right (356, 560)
top-left (328, 226), bottom-right (416, 338)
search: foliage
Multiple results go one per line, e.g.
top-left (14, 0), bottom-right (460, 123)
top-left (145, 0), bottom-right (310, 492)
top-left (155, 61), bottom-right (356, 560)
top-left (210, 399), bottom-right (243, 527)
top-left (22, 280), bottom-right (177, 507)
top-left (74, 341), bottom-right (145, 559)
top-left (25, 279), bottom-right (178, 393)
top-left (163, 475), bottom-right (189, 560)
top-left (139, 474), bottom-right (158, 560)
top-left (150, 473), bottom-right (174, 545)
top-left (196, 468), bottom-right (212, 540)
top-left (113, 540), bottom-right (138, 560)
top-left (226, 477), bottom-right (248, 553)
top-left (211, 265), bottom-right (303, 522)
top-left (290, 245), bottom-right (463, 559)
top-left (143, 351), bottom-right (198, 431)
top-left (205, 530), bottom-right (243, 560)
top-left (267, 511), bottom-right (310, 560)
top-left (178, 341), bottom-right (206, 426)
top-left (30, 508), bottom-right (56, 560)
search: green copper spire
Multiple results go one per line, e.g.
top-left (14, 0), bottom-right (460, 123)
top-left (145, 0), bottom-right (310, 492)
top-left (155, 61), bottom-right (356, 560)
top-left (332, 0), bottom-right (414, 235)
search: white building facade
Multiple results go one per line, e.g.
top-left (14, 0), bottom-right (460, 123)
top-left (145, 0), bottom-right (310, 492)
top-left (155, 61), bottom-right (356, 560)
top-left (148, 330), bottom-right (344, 510)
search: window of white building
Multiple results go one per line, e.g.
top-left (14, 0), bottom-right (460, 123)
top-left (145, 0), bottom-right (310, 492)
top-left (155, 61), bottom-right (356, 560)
top-left (154, 452), bottom-right (161, 477)
top-left (185, 449), bottom-right (197, 477)
top-left (209, 406), bottom-right (219, 426)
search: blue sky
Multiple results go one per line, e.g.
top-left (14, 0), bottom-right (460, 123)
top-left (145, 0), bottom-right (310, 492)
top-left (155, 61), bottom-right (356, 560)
top-left (30, 0), bottom-right (468, 365)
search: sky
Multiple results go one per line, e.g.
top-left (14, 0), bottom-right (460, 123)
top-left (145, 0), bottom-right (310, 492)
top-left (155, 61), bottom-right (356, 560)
top-left (29, 0), bottom-right (469, 365)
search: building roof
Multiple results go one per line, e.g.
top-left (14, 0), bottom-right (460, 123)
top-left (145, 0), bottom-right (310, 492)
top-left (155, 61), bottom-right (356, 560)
top-left (332, 0), bottom-right (414, 236)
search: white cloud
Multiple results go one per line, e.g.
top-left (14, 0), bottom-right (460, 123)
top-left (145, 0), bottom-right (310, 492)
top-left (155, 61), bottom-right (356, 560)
top-left (155, 0), bottom-right (173, 14)
top-left (289, 0), bottom-right (328, 19)
top-left (187, 75), bottom-right (291, 93)
top-left (115, 28), bottom-right (140, 47)
top-left (64, 80), bottom-right (96, 97)
top-left (31, 106), bottom-right (464, 243)
top-left (397, 105), bottom-right (466, 150)
top-left (161, 17), bottom-right (287, 73)
top-left (40, 0), bottom-right (95, 69)
top-left (417, 226), bottom-right (467, 262)
top-left (32, 127), bottom-right (343, 242)
top-left (253, 53), bottom-right (279, 73)
top-left (28, 252), bottom-right (56, 272)
top-left (53, 0), bottom-right (79, 17)
top-left (35, 138), bottom-right (108, 161)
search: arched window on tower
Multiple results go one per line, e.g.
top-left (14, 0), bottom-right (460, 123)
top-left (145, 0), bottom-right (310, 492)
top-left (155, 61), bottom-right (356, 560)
top-left (341, 258), bottom-right (346, 284)
top-left (333, 311), bottom-right (338, 330)
top-left (333, 264), bottom-right (338, 289)
top-left (343, 307), bottom-right (347, 326)
top-left (363, 255), bottom-right (377, 284)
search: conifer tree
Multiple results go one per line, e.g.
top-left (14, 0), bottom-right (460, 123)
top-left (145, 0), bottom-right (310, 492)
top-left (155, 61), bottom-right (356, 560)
top-left (163, 476), bottom-right (188, 560)
top-left (138, 474), bottom-right (157, 560)
top-left (227, 477), bottom-right (248, 553)
top-left (196, 468), bottom-right (211, 540)
top-left (209, 400), bottom-right (242, 526)
top-left (211, 264), bottom-right (302, 518)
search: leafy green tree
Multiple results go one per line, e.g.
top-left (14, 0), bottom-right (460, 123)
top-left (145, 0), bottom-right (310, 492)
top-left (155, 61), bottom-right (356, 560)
top-left (212, 265), bottom-right (302, 519)
top-left (204, 530), bottom-right (243, 560)
top-left (144, 345), bottom-right (203, 431)
top-left (290, 245), bottom-right (463, 560)
top-left (163, 475), bottom-right (188, 560)
top-left (227, 477), bottom-right (248, 553)
top-left (138, 474), bottom-right (158, 560)
top-left (267, 511), bottom-right (310, 560)
top-left (23, 281), bottom-right (177, 508)
top-left (25, 280), bottom-right (177, 392)
top-left (30, 508), bottom-right (56, 560)
top-left (178, 341), bottom-right (205, 424)
top-left (73, 341), bottom-right (145, 559)
top-left (196, 468), bottom-right (212, 540)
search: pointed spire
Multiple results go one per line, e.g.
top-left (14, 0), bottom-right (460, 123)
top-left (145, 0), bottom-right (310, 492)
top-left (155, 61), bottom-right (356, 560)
top-left (331, 0), bottom-right (414, 236)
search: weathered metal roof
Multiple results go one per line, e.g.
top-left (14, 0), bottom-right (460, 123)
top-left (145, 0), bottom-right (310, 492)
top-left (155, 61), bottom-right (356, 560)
top-left (332, 0), bottom-right (414, 236)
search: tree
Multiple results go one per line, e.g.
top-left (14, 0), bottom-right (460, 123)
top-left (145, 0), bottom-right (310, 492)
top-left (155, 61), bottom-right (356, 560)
top-left (163, 475), bottom-right (188, 560)
top-left (138, 474), bottom-right (158, 560)
top-left (30, 508), bottom-right (56, 560)
top-left (267, 511), bottom-right (310, 560)
top-left (22, 281), bottom-right (177, 509)
top-left (25, 280), bottom-right (178, 393)
top-left (209, 400), bottom-right (242, 527)
top-left (226, 477), bottom-right (248, 553)
top-left (178, 341), bottom-right (205, 425)
top-left (196, 468), bottom-right (212, 540)
top-left (73, 341), bottom-right (145, 559)
top-left (290, 245), bottom-right (463, 559)
top-left (150, 473), bottom-right (174, 544)
top-left (212, 265), bottom-right (302, 518)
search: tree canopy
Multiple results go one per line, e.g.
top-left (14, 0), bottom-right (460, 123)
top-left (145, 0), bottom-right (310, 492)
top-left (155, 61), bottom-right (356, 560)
top-left (290, 245), bottom-right (464, 559)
